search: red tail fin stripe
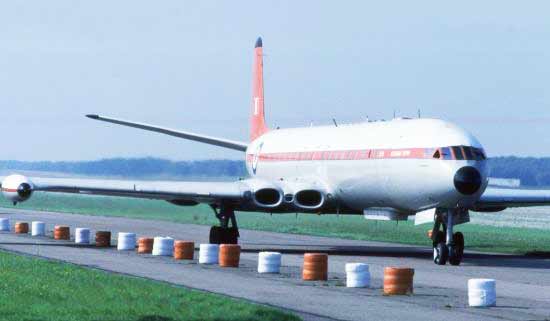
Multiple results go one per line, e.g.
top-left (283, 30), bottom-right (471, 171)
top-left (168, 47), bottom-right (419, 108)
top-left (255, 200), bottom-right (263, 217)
top-left (250, 37), bottom-right (269, 141)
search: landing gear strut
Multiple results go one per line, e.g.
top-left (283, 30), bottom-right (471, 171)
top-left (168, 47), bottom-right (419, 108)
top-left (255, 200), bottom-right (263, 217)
top-left (431, 209), bottom-right (465, 266)
top-left (209, 202), bottom-right (239, 244)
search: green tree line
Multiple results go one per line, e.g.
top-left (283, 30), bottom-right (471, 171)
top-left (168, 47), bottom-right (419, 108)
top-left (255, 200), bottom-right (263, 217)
top-left (1, 157), bottom-right (549, 186)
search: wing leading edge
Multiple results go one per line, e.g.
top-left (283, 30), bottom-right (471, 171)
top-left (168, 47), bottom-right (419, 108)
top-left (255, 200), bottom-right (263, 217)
top-left (474, 186), bottom-right (550, 211)
top-left (27, 177), bottom-right (249, 205)
top-left (86, 115), bottom-right (249, 152)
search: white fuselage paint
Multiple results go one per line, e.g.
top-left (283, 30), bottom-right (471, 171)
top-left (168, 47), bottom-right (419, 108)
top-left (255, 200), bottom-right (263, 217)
top-left (245, 118), bottom-right (488, 213)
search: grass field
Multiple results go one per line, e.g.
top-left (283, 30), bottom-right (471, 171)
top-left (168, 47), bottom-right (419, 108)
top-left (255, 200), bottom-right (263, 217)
top-left (2, 193), bottom-right (550, 254)
top-left (0, 250), bottom-right (299, 321)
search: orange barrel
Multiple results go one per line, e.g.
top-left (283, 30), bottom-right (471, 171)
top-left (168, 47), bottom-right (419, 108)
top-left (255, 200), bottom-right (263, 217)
top-left (137, 237), bottom-right (154, 254)
top-left (219, 244), bottom-right (241, 267)
top-left (95, 231), bottom-right (111, 247)
top-left (54, 225), bottom-right (70, 240)
top-left (174, 240), bottom-right (195, 260)
top-left (14, 222), bottom-right (29, 234)
top-left (383, 267), bottom-right (414, 295)
top-left (302, 253), bottom-right (328, 281)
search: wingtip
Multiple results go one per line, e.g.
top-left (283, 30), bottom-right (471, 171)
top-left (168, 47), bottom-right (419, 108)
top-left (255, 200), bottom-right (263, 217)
top-left (86, 114), bottom-right (99, 119)
top-left (255, 37), bottom-right (262, 48)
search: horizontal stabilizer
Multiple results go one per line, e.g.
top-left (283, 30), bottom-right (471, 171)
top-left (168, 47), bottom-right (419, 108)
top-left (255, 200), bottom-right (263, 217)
top-left (86, 115), bottom-right (248, 152)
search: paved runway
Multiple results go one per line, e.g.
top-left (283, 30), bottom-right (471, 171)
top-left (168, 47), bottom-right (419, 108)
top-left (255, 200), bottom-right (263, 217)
top-left (0, 208), bottom-right (549, 321)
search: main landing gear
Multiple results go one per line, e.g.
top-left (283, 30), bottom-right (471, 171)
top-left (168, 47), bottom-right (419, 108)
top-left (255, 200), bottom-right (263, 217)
top-left (209, 203), bottom-right (239, 244)
top-left (431, 209), bottom-right (465, 266)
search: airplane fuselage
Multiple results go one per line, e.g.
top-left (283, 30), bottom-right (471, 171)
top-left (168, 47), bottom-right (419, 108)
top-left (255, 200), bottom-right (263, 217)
top-left (245, 118), bottom-right (488, 213)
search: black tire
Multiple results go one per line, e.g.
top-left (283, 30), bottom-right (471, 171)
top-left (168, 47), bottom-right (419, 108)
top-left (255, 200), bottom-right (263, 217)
top-left (449, 232), bottom-right (465, 266)
top-left (227, 227), bottom-right (239, 244)
top-left (211, 226), bottom-right (239, 244)
top-left (209, 226), bottom-right (222, 244)
top-left (433, 242), bottom-right (448, 265)
top-left (221, 227), bottom-right (239, 244)
top-left (432, 231), bottom-right (446, 247)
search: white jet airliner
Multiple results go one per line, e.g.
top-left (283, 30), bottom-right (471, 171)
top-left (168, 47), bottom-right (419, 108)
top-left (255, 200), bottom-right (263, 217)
top-left (3, 38), bottom-right (550, 266)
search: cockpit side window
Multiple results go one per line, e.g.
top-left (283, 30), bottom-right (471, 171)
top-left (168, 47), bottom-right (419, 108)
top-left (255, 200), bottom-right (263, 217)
top-left (440, 147), bottom-right (452, 160)
top-left (432, 146), bottom-right (485, 160)
top-left (451, 146), bottom-right (465, 160)
top-left (463, 146), bottom-right (474, 160)
top-left (473, 148), bottom-right (486, 160)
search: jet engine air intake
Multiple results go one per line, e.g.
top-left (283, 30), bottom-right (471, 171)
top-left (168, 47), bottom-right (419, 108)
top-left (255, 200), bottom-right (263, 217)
top-left (253, 188), bottom-right (283, 208)
top-left (294, 189), bottom-right (324, 210)
top-left (17, 183), bottom-right (32, 200)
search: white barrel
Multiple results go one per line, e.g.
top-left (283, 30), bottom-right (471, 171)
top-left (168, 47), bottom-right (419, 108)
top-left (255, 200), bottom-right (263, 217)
top-left (468, 278), bottom-right (496, 307)
top-left (75, 228), bottom-right (91, 244)
top-left (0, 218), bottom-right (10, 231)
top-left (152, 236), bottom-right (174, 256)
top-left (257, 251), bottom-right (282, 273)
top-left (31, 221), bottom-right (46, 236)
top-left (199, 244), bottom-right (219, 264)
top-left (345, 263), bottom-right (370, 288)
top-left (117, 232), bottom-right (137, 250)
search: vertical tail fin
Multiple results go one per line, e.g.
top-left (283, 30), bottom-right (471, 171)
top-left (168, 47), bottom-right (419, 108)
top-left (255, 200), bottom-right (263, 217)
top-left (250, 37), bottom-right (269, 141)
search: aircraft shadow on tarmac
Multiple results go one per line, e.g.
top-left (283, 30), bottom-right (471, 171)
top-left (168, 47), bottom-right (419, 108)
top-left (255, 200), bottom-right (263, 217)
top-left (242, 243), bottom-right (550, 269)
top-left (2, 240), bottom-right (549, 269)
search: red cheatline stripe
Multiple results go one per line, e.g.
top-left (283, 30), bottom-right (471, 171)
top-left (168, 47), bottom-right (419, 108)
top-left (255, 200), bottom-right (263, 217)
top-left (246, 147), bottom-right (434, 163)
top-left (1, 188), bottom-right (18, 192)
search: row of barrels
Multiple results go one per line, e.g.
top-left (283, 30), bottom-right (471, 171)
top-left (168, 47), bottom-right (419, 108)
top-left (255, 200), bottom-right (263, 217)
top-left (3, 219), bottom-right (496, 303)
top-left (8, 220), bottom-right (414, 295)
top-left (13, 221), bottom-right (75, 241)
top-left (302, 253), bottom-right (414, 295)
top-left (8, 219), bottom-right (113, 246)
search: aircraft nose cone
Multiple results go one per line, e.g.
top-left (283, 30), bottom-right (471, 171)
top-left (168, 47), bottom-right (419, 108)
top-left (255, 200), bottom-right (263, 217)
top-left (454, 166), bottom-right (482, 195)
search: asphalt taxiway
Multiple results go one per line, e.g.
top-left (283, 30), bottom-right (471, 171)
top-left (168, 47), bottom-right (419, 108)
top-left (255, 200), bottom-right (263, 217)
top-left (0, 208), bottom-right (549, 321)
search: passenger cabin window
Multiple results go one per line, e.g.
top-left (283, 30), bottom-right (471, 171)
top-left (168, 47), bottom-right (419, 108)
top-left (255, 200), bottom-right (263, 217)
top-left (432, 150), bottom-right (441, 159)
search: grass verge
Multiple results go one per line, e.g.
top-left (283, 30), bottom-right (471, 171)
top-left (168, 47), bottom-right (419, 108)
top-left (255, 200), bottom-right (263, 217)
top-left (2, 193), bottom-right (550, 254)
top-left (0, 250), bottom-right (300, 321)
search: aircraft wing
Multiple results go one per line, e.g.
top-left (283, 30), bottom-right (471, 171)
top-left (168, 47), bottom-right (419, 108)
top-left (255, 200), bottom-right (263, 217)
top-left (474, 186), bottom-right (550, 210)
top-left (85, 115), bottom-right (249, 152)
top-left (10, 176), bottom-right (249, 205)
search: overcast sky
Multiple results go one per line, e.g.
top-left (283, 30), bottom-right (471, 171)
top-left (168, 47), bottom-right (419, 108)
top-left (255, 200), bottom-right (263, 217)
top-left (2, 1), bottom-right (550, 161)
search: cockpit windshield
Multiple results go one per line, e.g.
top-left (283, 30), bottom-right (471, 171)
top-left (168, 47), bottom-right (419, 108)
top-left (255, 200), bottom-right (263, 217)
top-left (432, 146), bottom-right (485, 161)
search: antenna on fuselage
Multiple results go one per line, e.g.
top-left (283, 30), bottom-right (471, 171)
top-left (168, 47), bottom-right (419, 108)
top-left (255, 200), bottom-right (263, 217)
top-left (332, 118), bottom-right (338, 127)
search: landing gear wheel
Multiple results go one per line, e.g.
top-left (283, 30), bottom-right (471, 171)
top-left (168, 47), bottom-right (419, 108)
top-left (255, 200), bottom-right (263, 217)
top-left (432, 231), bottom-right (445, 247)
top-left (209, 202), bottom-right (240, 244)
top-left (448, 232), bottom-right (464, 266)
top-left (433, 242), bottom-right (448, 265)
top-left (209, 226), bottom-right (222, 244)
top-left (432, 231), bottom-right (448, 265)
top-left (209, 226), bottom-right (239, 244)
top-left (224, 227), bottom-right (239, 244)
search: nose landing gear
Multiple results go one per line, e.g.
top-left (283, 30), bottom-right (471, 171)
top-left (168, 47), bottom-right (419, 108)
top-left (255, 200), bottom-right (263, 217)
top-left (448, 231), bottom-right (464, 265)
top-left (431, 209), bottom-right (466, 266)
